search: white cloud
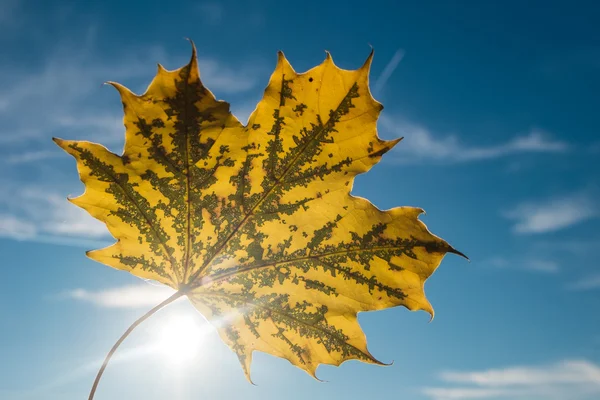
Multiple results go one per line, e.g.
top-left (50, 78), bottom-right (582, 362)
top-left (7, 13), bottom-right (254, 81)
top-left (0, 186), bottom-right (109, 243)
top-left (0, 36), bottom-right (264, 149)
top-left (53, 114), bottom-right (124, 134)
top-left (0, 34), bottom-right (266, 249)
top-left (526, 259), bottom-right (560, 273)
top-left (504, 192), bottom-right (597, 234)
top-left (0, 41), bottom-right (164, 146)
top-left (534, 238), bottom-right (600, 253)
top-left (65, 283), bottom-right (177, 308)
top-left (422, 387), bottom-right (514, 399)
top-left (568, 274), bottom-right (600, 291)
top-left (439, 360), bottom-right (600, 386)
top-left (0, 214), bottom-right (36, 240)
top-left (379, 116), bottom-right (568, 164)
top-left (422, 359), bottom-right (600, 400)
top-left (487, 257), bottom-right (559, 273)
top-left (198, 58), bottom-right (265, 94)
top-left (5, 150), bottom-right (63, 164)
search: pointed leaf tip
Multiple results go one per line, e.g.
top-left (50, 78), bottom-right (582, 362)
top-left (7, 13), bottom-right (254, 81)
top-left (387, 136), bottom-right (403, 150)
top-left (275, 51), bottom-right (294, 73)
top-left (371, 355), bottom-right (393, 367)
top-left (52, 137), bottom-right (69, 150)
top-left (242, 367), bottom-right (256, 385)
top-left (322, 50), bottom-right (336, 68)
top-left (276, 50), bottom-right (286, 66)
top-left (361, 49), bottom-right (375, 71)
top-left (311, 372), bottom-right (326, 383)
top-left (245, 374), bottom-right (257, 386)
top-left (449, 246), bottom-right (469, 261)
top-left (185, 37), bottom-right (198, 61)
top-left (104, 81), bottom-right (134, 99)
top-left (368, 351), bottom-right (388, 366)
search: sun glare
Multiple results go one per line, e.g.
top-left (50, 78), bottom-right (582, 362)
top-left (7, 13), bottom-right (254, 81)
top-left (154, 315), bottom-right (204, 365)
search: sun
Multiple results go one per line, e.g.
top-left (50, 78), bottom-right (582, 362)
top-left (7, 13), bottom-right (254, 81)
top-left (153, 314), bottom-right (205, 365)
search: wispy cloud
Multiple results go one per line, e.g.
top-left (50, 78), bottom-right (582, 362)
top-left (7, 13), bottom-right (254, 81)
top-left (5, 150), bottom-right (63, 164)
top-left (373, 49), bottom-right (405, 95)
top-left (533, 235), bottom-right (600, 256)
top-left (504, 192), bottom-right (598, 234)
top-left (65, 283), bottom-right (176, 308)
top-left (0, 214), bottom-right (36, 240)
top-left (197, 58), bottom-right (265, 94)
top-left (567, 274), bottom-right (600, 291)
top-left (422, 359), bottom-right (600, 400)
top-left (379, 116), bottom-right (568, 164)
top-left (0, 41), bottom-right (164, 147)
top-left (0, 186), bottom-right (109, 244)
top-left (486, 257), bottom-right (559, 273)
top-left (0, 31), bottom-right (268, 252)
top-left (0, 33), bottom-right (264, 150)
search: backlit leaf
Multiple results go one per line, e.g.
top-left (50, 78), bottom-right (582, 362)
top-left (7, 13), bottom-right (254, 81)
top-left (55, 43), bottom-right (463, 381)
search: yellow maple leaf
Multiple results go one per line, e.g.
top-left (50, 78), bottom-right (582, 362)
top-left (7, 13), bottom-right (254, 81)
top-left (54, 42), bottom-right (464, 397)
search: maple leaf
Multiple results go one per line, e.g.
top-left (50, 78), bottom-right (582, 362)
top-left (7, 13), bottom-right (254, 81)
top-left (54, 42), bottom-right (464, 397)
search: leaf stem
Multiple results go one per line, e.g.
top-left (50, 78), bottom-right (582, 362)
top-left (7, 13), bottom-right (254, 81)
top-left (88, 290), bottom-right (185, 400)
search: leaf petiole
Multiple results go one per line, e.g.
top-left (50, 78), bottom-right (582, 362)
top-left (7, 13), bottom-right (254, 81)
top-left (88, 290), bottom-right (185, 400)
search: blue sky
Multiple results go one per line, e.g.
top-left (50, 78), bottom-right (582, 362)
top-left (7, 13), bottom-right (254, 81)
top-left (1, 0), bottom-right (599, 399)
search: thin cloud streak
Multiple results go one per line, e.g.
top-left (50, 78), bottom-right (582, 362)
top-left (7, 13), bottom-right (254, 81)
top-left (0, 37), bottom-right (264, 148)
top-left (5, 150), bottom-right (63, 164)
top-left (0, 36), bottom-right (267, 248)
top-left (532, 238), bottom-right (600, 256)
top-left (567, 274), bottom-right (600, 291)
top-left (373, 49), bottom-right (405, 95)
top-left (486, 257), bottom-right (559, 273)
top-left (65, 283), bottom-right (177, 308)
top-left (0, 42), bottom-right (165, 146)
top-left (422, 359), bottom-right (600, 400)
top-left (198, 58), bottom-right (265, 94)
top-left (380, 116), bottom-right (568, 164)
top-left (504, 192), bottom-right (598, 234)
top-left (0, 214), bottom-right (36, 240)
top-left (0, 186), bottom-right (110, 244)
